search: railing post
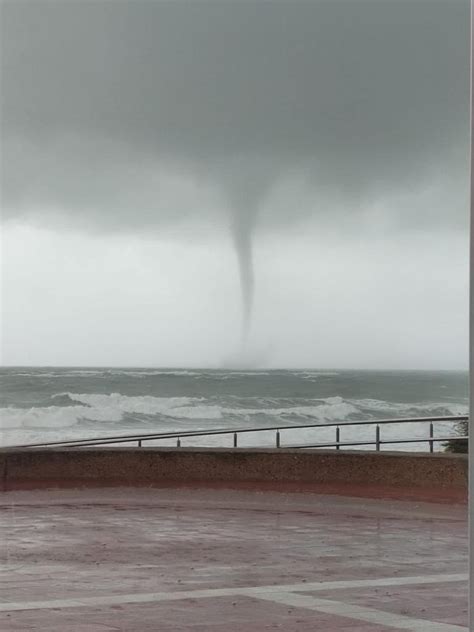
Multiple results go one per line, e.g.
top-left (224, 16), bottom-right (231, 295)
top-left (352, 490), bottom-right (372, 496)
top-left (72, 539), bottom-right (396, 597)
top-left (276, 430), bottom-right (280, 448)
top-left (375, 425), bottom-right (381, 451)
top-left (336, 426), bottom-right (340, 450)
top-left (429, 422), bottom-right (434, 453)
top-left (138, 439), bottom-right (142, 447)
top-left (233, 432), bottom-right (238, 448)
top-left (177, 438), bottom-right (181, 448)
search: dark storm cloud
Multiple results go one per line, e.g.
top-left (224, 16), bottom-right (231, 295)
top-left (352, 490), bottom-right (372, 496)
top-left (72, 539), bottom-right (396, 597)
top-left (1, 0), bottom-right (469, 216)
top-left (1, 0), bottom-right (469, 364)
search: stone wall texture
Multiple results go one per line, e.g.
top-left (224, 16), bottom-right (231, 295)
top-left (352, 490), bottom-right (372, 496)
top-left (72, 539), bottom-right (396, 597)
top-left (0, 448), bottom-right (467, 500)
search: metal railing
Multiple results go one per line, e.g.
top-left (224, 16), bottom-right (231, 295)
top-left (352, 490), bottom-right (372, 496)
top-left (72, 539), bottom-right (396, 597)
top-left (8, 415), bottom-right (468, 453)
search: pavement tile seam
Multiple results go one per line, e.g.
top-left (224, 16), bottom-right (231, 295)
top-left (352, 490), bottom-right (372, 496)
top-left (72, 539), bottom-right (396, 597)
top-left (254, 591), bottom-right (468, 632)
top-left (0, 573), bottom-right (467, 612)
top-left (0, 589), bottom-right (467, 632)
top-left (0, 489), bottom-right (467, 630)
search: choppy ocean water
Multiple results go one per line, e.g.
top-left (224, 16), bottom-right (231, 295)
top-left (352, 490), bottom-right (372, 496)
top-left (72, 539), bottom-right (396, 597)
top-left (0, 367), bottom-right (468, 450)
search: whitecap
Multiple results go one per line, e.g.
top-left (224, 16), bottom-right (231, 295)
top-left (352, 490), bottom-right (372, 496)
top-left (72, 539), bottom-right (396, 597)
top-left (352, 398), bottom-right (468, 417)
top-left (0, 404), bottom-right (122, 429)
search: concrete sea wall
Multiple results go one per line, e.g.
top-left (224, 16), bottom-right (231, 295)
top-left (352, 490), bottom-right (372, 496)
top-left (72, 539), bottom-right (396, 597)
top-left (0, 448), bottom-right (467, 502)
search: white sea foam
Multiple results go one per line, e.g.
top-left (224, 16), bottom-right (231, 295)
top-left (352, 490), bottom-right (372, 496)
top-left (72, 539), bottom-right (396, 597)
top-left (0, 393), bottom-right (466, 438)
top-left (220, 400), bottom-right (359, 422)
top-left (0, 405), bottom-right (123, 429)
top-left (0, 395), bottom-right (212, 431)
top-left (55, 392), bottom-right (360, 423)
top-left (5, 369), bottom-right (117, 379)
top-left (353, 398), bottom-right (468, 417)
top-left (5, 369), bottom-right (275, 379)
top-left (55, 392), bottom-right (204, 415)
top-left (5, 369), bottom-right (204, 379)
top-left (298, 371), bottom-right (340, 379)
top-left (9, 372), bottom-right (69, 378)
top-left (108, 370), bottom-right (204, 377)
top-left (0, 393), bottom-right (357, 431)
top-left (104, 370), bottom-right (273, 379)
top-left (214, 371), bottom-right (272, 380)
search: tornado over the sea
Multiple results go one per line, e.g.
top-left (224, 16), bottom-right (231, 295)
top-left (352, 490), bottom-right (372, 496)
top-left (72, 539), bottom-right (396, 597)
top-left (232, 218), bottom-right (254, 341)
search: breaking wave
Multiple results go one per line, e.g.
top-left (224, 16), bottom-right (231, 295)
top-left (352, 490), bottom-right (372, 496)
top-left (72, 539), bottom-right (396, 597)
top-left (0, 392), bottom-right (467, 433)
top-left (297, 371), bottom-right (340, 379)
top-left (0, 404), bottom-right (123, 429)
top-left (354, 398), bottom-right (468, 417)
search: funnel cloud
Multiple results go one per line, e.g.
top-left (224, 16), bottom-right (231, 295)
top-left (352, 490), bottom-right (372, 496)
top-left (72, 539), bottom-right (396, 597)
top-left (232, 218), bottom-right (255, 340)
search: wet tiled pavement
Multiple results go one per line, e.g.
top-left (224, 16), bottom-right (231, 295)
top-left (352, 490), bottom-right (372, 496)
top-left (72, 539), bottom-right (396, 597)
top-left (0, 487), bottom-right (467, 631)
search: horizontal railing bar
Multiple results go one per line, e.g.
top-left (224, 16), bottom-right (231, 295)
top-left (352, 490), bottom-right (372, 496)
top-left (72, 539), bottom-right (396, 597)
top-left (287, 436), bottom-right (468, 450)
top-left (379, 436), bottom-right (468, 445)
top-left (78, 434), bottom-right (467, 451)
top-left (292, 440), bottom-right (380, 449)
top-left (6, 415), bottom-right (468, 449)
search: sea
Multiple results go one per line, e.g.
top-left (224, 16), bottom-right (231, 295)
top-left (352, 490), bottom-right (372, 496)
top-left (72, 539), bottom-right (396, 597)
top-left (0, 367), bottom-right (468, 451)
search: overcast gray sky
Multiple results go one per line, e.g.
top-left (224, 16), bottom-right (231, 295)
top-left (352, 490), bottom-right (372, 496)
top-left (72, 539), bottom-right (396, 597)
top-left (1, 0), bottom-right (470, 369)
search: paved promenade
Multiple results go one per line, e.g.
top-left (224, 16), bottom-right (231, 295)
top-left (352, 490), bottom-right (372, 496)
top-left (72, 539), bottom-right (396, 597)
top-left (0, 487), bottom-right (467, 631)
